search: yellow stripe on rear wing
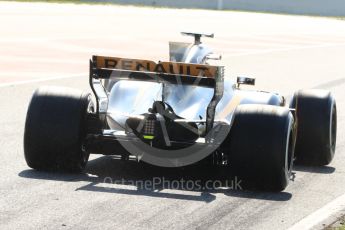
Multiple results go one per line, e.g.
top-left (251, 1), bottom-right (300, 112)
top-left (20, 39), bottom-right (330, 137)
top-left (93, 55), bottom-right (218, 78)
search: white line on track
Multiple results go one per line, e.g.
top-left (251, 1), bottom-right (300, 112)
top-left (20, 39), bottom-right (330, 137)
top-left (288, 190), bottom-right (345, 229)
top-left (0, 73), bottom-right (86, 88)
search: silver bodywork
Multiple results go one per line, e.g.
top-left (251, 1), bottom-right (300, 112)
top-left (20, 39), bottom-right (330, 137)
top-left (106, 40), bottom-right (283, 130)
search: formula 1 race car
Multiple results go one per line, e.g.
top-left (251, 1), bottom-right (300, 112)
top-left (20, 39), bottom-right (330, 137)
top-left (23, 32), bottom-right (337, 191)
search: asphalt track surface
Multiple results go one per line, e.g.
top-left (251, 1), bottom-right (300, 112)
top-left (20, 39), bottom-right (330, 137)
top-left (1, 2), bottom-right (345, 230)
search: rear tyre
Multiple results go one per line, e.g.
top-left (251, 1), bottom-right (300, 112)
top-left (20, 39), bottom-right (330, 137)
top-left (225, 104), bottom-right (295, 191)
top-left (290, 89), bottom-right (337, 166)
top-left (24, 86), bottom-right (93, 172)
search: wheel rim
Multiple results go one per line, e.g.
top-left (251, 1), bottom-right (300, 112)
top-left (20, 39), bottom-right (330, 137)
top-left (79, 95), bottom-right (94, 168)
top-left (330, 103), bottom-right (337, 152)
top-left (287, 129), bottom-right (294, 172)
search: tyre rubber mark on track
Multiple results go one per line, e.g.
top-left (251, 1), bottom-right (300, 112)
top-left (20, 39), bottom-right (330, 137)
top-left (223, 43), bottom-right (345, 58)
top-left (313, 77), bottom-right (345, 90)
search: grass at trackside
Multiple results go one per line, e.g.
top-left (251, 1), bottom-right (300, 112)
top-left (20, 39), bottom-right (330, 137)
top-left (326, 215), bottom-right (345, 230)
top-left (2, 0), bottom-right (345, 21)
top-left (2, 0), bottom-right (99, 4)
top-left (0, 0), bottom-right (184, 8)
top-left (3, 0), bottom-right (83, 2)
top-left (0, 0), bottom-right (126, 5)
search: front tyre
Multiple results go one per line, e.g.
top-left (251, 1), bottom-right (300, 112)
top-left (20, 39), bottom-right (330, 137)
top-left (24, 86), bottom-right (93, 172)
top-left (290, 89), bottom-right (337, 166)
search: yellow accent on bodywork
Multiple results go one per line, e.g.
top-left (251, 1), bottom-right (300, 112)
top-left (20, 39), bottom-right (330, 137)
top-left (143, 135), bottom-right (155, 140)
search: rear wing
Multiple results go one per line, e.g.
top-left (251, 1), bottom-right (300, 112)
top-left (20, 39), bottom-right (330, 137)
top-left (89, 55), bottom-right (224, 133)
top-left (90, 55), bottom-right (222, 88)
